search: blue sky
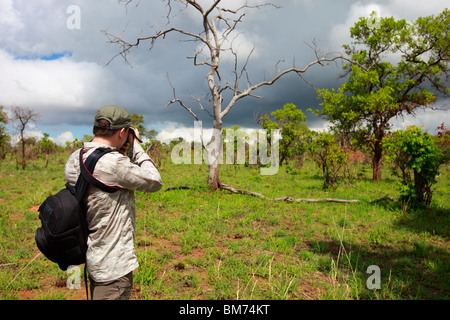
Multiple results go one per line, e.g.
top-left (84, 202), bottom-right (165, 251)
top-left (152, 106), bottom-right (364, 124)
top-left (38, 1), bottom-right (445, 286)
top-left (14, 51), bottom-right (72, 61)
top-left (1, 0), bottom-right (448, 145)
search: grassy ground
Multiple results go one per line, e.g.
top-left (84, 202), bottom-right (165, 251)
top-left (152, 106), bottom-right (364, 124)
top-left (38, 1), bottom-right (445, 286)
top-left (0, 151), bottom-right (448, 300)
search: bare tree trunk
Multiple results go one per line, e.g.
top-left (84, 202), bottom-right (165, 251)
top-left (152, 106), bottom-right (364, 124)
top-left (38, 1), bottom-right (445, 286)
top-left (15, 148), bottom-right (19, 170)
top-left (45, 151), bottom-right (49, 168)
top-left (207, 162), bottom-right (221, 191)
top-left (372, 140), bottom-right (382, 181)
top-left (20, 128), bottom-right (25, 170)
top-left (206, 120), bottom-right (223, 191)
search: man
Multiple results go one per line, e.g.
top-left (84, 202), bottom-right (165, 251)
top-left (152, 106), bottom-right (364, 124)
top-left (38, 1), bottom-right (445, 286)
top-left (64, 105), bottom-right (162, 300)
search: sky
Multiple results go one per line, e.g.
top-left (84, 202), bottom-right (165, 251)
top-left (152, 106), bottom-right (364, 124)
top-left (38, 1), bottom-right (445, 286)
top-left (1, 0), bottom-right (448, 145)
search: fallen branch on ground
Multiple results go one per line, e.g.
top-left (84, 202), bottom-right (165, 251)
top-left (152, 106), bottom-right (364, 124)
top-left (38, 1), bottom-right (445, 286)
top-left (165, 186), bottom-right (194, 191)
top-left (221, 183), bottom-right (266, 199)
top-left (271, 196), bottom-right (359, 203)
top-left (165, 184), bottom-right (360, 203)
top-left (221, 183), bottom-right (359, 203)
top-left (369, 195), bottom-right (396, 204)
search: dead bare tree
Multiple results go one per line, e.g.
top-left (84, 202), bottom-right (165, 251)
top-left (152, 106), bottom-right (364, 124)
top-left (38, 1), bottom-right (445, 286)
top-left (103, 0), bottom-right (347, 191)
top-left (10, 106), bottom-right (39, 170)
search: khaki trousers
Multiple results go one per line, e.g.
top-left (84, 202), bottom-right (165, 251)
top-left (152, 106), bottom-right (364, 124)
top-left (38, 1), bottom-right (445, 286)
top-left (89, 272), bottom-right (133, 300)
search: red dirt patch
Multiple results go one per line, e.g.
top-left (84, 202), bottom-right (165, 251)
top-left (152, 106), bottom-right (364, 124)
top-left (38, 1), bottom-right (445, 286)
top-left (29, 205), bottom-right (40, 212)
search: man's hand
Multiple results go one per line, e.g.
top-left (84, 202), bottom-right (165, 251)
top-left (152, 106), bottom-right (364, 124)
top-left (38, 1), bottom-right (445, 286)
top-left (118, 141), bottom-right (130, 155)
top-left (128, 127), bottom-right (141, 144)
top-left (119, 127), bottom-right (141, 156)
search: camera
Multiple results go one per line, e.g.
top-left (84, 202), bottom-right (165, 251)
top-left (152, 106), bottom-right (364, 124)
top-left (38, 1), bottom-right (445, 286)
top-left (129, 127), bottom-right (142, 143)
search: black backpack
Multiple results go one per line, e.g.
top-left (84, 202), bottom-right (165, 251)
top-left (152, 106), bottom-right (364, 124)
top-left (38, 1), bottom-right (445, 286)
top-left (35, 147), bottom-right (120, 272)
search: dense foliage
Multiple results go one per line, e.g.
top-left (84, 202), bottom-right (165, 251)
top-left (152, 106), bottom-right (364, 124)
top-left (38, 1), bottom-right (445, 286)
top-left (308, 132), bottom-right (349, 190)
top-left (316, 10), bottom-right (449, 181)
top-left (384, 125), bottom-right (448, 208)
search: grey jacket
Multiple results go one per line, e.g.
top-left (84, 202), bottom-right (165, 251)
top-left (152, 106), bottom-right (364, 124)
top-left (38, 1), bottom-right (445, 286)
top-left (64, 141), bottom-right (162, 282)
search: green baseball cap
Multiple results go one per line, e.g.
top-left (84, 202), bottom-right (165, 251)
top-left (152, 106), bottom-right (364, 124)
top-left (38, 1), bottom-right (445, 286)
top-left (94, 105), bottom-right (132, 130)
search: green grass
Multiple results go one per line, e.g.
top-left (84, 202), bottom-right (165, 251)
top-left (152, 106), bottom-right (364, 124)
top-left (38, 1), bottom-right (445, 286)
top-left (0, 151), bottom-right (448, 300)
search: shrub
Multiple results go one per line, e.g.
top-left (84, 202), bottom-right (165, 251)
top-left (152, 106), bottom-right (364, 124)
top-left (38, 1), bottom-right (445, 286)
top-left (384, 126), bottom-right (446, 208)
top-left (308, 132), bottom-right (348, 190)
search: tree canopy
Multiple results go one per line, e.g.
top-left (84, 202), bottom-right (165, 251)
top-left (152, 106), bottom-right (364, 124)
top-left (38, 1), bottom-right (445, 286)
top-left (316, 9), bottom-right (449, 181)
top-left (258, 103), bottom-right (309, 167)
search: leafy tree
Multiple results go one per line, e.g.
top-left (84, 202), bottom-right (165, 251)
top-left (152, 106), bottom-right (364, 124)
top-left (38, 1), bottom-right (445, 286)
top-left (383, 126), bottom-right (445, 208)
top-left (130, 113), bottom-right (147, 139)
top-left (129, 113), bottom-right (164, 165)
top-left (82, 134), bottom-right (94, 142)
top-left (316, 9), bottom-right (449, 181)
top-left (308, 132), bottom-right (348, 190)
top-left (39, 133), bottom-right (57, 168)
top-left (259, 103), bottom-right (309, 167)
top-left (130, 113), bottom-right (160, 143)
top-left (144, 127), bottom-right (163, 167)
top-left (66, 138), bottom-right (83, 153)
top-left (146, 129), bottom-right (158, 141)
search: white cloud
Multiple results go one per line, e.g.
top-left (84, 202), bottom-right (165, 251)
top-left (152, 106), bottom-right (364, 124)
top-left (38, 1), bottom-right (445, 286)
top-left (157, 122), bottom-right (192, 143)
top-left (9, 123), bottom-right (74, 146)
top-left (0, 49), bottom-right (108, 110)
top-left (193, 28), bottom-right (263, 65)
top-left (0, 47), bottom-right (154, 128)
top-left (328, 0), bottom-right (448, 51)
top-left (9, 123), bottom-right (43, 145)
top-left (54, 131), bottom-right (75, 145)
top-left (381, 0), bottom-right (447, 20)
top-left (27, 131), bottom-right (44, 140)
top-left (328, 2), bottom-right (386, 51)
top-left (0, 0), bottom-right (24, 32)
top-left (222, 30), bottom-right (263, 63)
top-left (389, 104), bottom-right (450, 133)
top-left (157, 121), bottom-right (213, 143)
top-left (156, 120), bottom-right (284, 145)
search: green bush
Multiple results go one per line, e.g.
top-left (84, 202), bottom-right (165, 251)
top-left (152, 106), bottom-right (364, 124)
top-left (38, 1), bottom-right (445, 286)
top-left (308, 132), bottom-right (348, 190)
top-left (384, 126), bottom-right (446, 208)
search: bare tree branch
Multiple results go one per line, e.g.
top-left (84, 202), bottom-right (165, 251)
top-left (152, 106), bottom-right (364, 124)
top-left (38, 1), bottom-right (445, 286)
top-left (10, 106), bottom-right (39, 170)
top-left (203, 0), bottom-right (221, 17)
top-left (164, 73), bottom-right (201, 123)
top-left (102, 26), bottom-right (210, 65)
top-left (220, 55), bottom-right (350, 119)
top-left (164, 73), bottom-right (206, 149)
top-left (192, 95), bottom-right (214, 118)
top-left (105, 0), bottom-right (357, 191)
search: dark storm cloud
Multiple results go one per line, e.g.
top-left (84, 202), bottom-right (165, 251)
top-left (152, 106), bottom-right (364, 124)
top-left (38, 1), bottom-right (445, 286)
top-left (1, 0), bottom-right (448, 143)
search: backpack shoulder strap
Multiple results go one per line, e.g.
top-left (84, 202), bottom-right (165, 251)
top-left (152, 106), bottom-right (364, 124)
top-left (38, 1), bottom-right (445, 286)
top-left (79, 147), bottom-right (121, 194)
